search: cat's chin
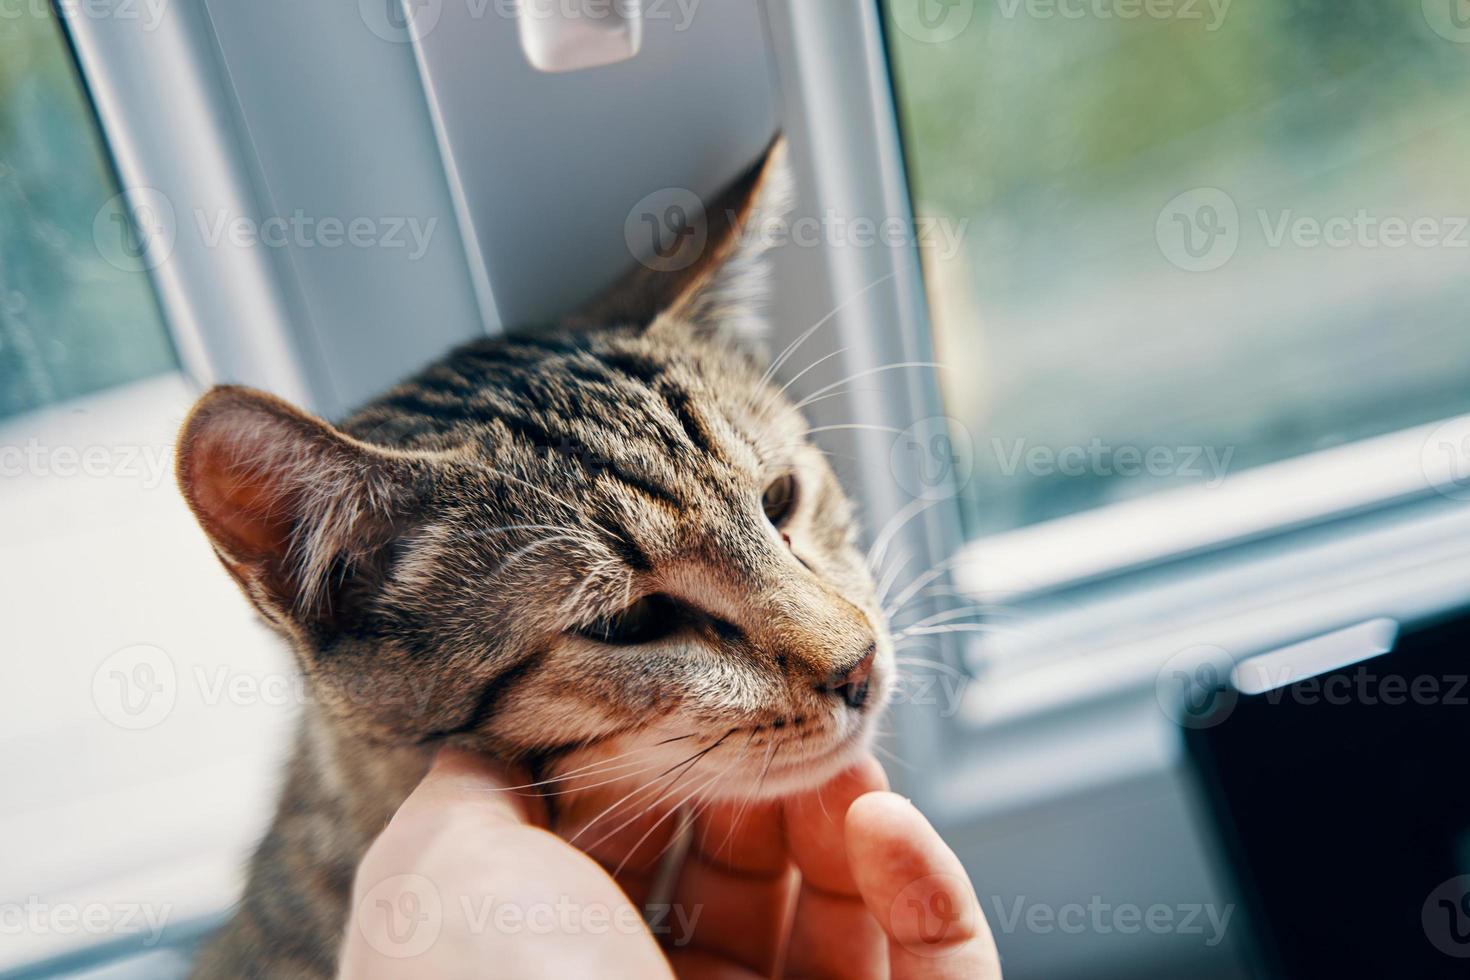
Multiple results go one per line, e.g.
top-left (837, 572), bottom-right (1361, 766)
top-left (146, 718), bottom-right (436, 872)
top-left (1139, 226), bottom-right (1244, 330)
top-left (706, 724), bottom-right (879, 802)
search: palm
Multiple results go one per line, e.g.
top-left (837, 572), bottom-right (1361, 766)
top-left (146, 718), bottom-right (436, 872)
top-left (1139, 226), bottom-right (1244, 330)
top-left (576, 757), bottom-right (1001, 979)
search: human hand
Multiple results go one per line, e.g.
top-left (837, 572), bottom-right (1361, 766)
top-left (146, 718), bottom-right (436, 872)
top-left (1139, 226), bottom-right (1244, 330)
top-left (339, 750), bottom-right (1001, 979)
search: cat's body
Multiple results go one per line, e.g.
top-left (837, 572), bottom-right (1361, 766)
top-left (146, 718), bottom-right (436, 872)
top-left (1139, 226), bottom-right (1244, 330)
top-left (181, 141), bottom-right (892, 979)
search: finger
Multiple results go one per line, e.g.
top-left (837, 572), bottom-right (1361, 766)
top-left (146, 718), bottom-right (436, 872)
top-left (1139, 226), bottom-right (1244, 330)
top-left (668, 794), bottom-right (793, 975)
top-left (394, 747), bottom-right (544, 829)
top-left (344, 749), bottom-right (673, 980)
top-left (846, 793), bottom-right (1002, 980)
top-left (664, 946), bottom-right (767, 980)
top-left (781, 755), bottom-right (890, 979)
top-left (572, 797), bottom-right (683, 908)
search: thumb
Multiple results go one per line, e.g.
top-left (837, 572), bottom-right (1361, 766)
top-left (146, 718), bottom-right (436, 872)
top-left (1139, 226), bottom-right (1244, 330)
top-left (845, 791), bottom-right (1003, 980)
top-left (390, 748), bottom-right (547, 830)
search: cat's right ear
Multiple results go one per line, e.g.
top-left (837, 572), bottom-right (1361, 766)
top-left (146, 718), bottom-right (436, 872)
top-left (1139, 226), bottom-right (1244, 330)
top-left (568, 135), bottom-right (794, 348)
top-left (176, 386), bottom-right (423, 630)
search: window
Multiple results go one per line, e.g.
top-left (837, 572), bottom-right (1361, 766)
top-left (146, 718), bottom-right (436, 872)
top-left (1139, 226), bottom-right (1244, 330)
top-left (883, 0), bottom-right (1470, 540)
top-left (1, 11), bottom-right (288, 975)
top-left (0, 10), bottom-right (174, 418)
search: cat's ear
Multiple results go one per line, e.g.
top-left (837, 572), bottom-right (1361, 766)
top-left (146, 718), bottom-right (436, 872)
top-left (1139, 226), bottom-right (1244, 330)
top-left (176, 386), bottom-right (422, 629)
top-left (570, 135), bottom-right (794, 347)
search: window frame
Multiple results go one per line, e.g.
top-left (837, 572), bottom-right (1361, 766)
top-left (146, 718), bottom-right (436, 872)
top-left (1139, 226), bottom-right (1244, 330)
top-left (770, 0), bottom-right (1470, 825)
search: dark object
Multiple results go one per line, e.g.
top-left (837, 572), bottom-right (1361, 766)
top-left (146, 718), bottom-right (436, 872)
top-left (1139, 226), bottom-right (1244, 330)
top-left (1184, 609), bottom-right (1470, 979)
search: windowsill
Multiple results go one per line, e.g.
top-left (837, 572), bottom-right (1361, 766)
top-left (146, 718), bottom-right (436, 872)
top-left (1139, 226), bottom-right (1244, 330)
top-left (0, 374), bottom-right (294, 973)
top-left (934, 489), bottom-right (1470, 824)
top-left (954, 416), bottom-right (1470, 603)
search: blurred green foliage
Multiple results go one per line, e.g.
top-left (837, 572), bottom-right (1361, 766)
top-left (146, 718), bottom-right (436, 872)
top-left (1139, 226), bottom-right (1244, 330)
top-left (884, 0), bottom-right (1470, 533)
top-left (0, 10), bottom-right (173, 420)
top-left (890, 0), bottom-right (1465, 226)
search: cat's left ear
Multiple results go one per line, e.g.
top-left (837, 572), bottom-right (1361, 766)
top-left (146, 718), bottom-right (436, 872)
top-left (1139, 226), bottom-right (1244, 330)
top-left (176, 386), bottom-right (425, 631)
top-left (570, 135), bottom-right (795, 348)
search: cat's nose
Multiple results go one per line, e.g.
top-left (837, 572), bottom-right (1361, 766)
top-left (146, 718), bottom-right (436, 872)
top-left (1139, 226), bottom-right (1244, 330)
top-left (815, 642), bottom-right (876, 710)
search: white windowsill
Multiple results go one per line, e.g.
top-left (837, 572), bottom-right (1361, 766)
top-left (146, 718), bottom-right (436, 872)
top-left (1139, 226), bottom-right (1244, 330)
top-left (955, 415), bottom-right (1470, 602)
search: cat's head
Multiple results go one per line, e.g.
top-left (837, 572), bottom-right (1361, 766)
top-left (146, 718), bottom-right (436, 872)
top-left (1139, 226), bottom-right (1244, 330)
top-left (176, 139), bottom-right (890, 802)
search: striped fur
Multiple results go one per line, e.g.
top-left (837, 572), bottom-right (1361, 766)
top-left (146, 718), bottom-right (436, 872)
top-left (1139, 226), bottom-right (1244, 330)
top-left (181, 140), bottom-right (891, 978)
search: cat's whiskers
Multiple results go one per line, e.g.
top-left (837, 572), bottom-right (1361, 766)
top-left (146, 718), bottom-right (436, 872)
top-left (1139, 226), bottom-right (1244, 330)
top-left (558, 557), bottom-right (632, 622)
top-left (494, 736), bottom-right (694, 792)
top-left (570, 731), bottom-right (732, 853)
top-left (578, 760), bottom-right (710, 861)
top-left (783, 387), bottom-right (884, 412)
top-left (772, 347), bottom-right (848, 399)
top-left (468, 463), bottom-right (634, 569)
top-left (806, 423), bottom-right (907, 437)
top-left (612, 741), bottom-right (750, 880)
top-left (715, 729), bottom-right (771, 861)
top-left (755, 271), bottom-right (897, 391)
top-left (881, 552), bottom-right (972, 621)
top-left (893, 655), bottom-right (965, 672)
top-left (450, 522), bottom-right (595, 543)
top-left (495, 533), bottom-right (601, 575)
top-left (792, 361), bottom-right (944, 413)
top-left (505, 754), bottom-right (691, 798)
top-left (897, 606), bottom-right (994, 633)
top-left (873, 549), bottom-right (917, 615)
top-left (896, 623), bottom-right (1001, 639)
top-left (752, 742), bottom-right (782, 809)
top-left (871, 739), bottom-right (917, 774)
top-left (867, 497), bottom-right (943, 594)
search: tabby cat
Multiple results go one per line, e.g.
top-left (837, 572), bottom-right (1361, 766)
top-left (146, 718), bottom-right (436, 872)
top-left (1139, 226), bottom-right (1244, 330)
top-left (179, 139), bottom-right (892, 979)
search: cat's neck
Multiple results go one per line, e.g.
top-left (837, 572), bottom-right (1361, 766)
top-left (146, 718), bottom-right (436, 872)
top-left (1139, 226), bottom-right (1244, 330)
top-left (300, 705), bottom-right (434, 847)
top-left (188, 708), bottom-right (431, 980)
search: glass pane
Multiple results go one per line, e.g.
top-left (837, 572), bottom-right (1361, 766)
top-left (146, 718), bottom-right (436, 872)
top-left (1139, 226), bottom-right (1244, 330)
top-left (883, 0), bottom-right (1470, 537)
top-left (0, 10), bottom-right (175, 420)
top-left (1, 13), bottom-right (284, 972)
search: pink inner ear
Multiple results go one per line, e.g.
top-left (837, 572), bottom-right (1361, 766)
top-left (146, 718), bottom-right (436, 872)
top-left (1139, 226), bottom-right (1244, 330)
top-left (177, 388), bottom-right (320, 573)
top-left (187, 443), bottom-right (296, 563)
top-left (178, 385), bottom-right (411, 617)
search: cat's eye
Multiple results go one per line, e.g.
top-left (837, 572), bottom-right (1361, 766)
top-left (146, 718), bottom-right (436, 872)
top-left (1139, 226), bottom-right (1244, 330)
top-left (577, 593), bottom-right (682, 645)
top-left (761, 474), bottom-right (798, 528)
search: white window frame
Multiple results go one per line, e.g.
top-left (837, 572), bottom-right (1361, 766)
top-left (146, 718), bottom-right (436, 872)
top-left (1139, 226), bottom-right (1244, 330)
top-left (770, 0), bottom-right (1470, 821)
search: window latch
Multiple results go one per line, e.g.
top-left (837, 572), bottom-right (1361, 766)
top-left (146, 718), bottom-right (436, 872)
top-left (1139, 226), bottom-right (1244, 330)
top-left (517, 0), bottom-right (643, 73)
